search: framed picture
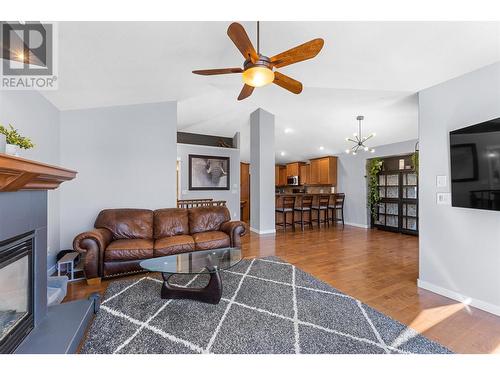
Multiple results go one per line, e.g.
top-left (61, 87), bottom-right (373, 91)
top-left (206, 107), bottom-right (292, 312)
top-left (450, 143), bottom-right (478, 182)
top-left (188, 154), bottom-right (230, 190)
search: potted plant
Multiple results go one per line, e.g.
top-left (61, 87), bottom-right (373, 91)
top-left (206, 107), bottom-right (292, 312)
top-left (0, 124), bottom-right (35, 156)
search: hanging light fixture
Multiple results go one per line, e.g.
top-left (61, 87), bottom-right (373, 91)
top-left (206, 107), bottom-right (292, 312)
top-left (345, 115), bottom-right (376, 155)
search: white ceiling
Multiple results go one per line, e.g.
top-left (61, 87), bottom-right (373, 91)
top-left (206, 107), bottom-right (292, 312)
top-left (41, 21), bottom-right (500, 162)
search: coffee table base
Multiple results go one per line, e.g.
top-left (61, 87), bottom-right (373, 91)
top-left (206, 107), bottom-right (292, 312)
top-left (161, 271), bottom-right (222, 304)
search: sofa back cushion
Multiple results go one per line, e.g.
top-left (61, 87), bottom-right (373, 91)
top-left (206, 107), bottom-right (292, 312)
top-left (153, 208), bottom-right (189, 239)
top-left (95, 209), bottom-right (153, 240)
top-left (188, 206), bottom-right (231, 234)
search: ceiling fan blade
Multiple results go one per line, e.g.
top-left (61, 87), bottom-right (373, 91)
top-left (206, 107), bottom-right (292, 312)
top-left (192, 68), bottom-right (243, 75)
top-left (273, 71), bottom-right (303, 94)
top-left (237, 84), bottom-right (254, 101)
top-left (227, 22), bottom-right (259, 63)
top-left (270, 38), bottom-right (324, 68)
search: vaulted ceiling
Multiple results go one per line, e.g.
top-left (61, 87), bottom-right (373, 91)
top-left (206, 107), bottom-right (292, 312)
top-left (41, 21), bottom-right (500, 162)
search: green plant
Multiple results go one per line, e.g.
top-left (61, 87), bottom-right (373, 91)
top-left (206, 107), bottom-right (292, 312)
top-left (411, 151), bottom-right (419, 174)
top-left (367, 158), bottom-right (383, 221)
top-left (0, 124), bottom-right (35, 149)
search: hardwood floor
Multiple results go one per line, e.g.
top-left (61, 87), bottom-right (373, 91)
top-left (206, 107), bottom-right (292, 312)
top-left (65, 225), bottom-right (500, 354)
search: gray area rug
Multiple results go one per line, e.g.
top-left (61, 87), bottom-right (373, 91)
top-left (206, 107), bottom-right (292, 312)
top-left (81, 256), bottom-right (452, 354)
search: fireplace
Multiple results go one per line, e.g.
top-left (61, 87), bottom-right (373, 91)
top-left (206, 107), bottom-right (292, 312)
top-left (0, 231), bottom-right (35, 353)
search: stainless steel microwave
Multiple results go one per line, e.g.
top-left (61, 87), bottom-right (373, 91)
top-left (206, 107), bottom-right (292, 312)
top-left (287, 176), bottom-right (299, 186)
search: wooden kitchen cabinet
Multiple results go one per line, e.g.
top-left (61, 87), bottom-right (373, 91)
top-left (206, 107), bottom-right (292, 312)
top-left (309, 156), bottom-right (337, 185)
top-left (299, 164), bottom-right (310, 185)
top-left (275, 165), bottom-right (287, 186)
top-left (286, 162), bottom-right (303, 177)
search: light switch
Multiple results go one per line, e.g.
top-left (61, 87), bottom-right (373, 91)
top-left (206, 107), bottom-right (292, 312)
top-left (436, 192), bottom-right (451, 205)
top-left (436, 175), bottom-right (447, 188)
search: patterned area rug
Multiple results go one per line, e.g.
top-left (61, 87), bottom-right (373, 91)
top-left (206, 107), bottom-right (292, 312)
top-left (81, 257), bottom-right (452, 354)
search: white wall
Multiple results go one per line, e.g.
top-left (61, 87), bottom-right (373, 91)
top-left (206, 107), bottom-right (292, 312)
top-left (336, 139), bottom-right (418, 228)
top-left (59, 101), bottom-right (177, 248)
top-left (418, 62), bottom-right (500, 316)
top-left (0, 91), bottom-right (61, 270)
top-left (176, 143), bottom-right (240, 220)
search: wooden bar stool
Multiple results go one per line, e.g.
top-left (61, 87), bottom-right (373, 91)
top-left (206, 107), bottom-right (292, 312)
top-left (329, 193), bottom-right (345, 226)
top-left (294, 195), bottom-right (313, 230)
top-left (311, 195), bottom-right (330, 227)
top-left (276, 196), bottom-right (296, 231)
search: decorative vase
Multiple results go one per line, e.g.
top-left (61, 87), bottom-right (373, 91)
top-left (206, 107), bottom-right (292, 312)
top-left (0, 134), bottom-right (5, 153)
top-left (5, 143), bottom-right (20, 156)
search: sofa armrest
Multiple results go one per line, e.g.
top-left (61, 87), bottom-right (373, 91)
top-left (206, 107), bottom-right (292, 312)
top-left (220, 221), bottom-right (247, 248)
top-left (73, 228), bottom-right (112, 279)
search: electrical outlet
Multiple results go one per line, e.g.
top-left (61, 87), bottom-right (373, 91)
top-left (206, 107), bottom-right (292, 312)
top-left (436, 175), bottom-right (447, 188)
top-left (436, 192), bottom-right (451, 205)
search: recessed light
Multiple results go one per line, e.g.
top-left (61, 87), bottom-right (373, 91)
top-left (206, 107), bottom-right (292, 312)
top-left (319, 146), bottom-right (324, 151)
top-left (284, 128), bottom-right (293, 134)
top-left (280, 151), bottom-right (285, 156)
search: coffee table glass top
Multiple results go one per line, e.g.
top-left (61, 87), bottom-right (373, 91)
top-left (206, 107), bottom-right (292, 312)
top-left (139, 247), bottom-right (242, 274)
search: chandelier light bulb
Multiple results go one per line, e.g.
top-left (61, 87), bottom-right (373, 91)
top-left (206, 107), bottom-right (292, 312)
top-left (352, 151), bottom-right (357, 155)
top-left (372, 132), bottom-right (376, 137)
top-left (364, 146), bottom-right (369, 151)
top-left (353, 133), bottom-right (358, 137)
top-left (370, 149), bottom-right (375, 153)
top-left (345, 149), bottom-right (350, 154)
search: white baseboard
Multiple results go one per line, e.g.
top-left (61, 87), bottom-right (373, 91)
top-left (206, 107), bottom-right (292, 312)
top-left (249, 227), bottom-right (276, 235)
top-left (344, 222), bottom-right (370, 229)
top-left (417, 279), bottom-right (500, 317)
top-left (47, 264), bottom-right (56, 277)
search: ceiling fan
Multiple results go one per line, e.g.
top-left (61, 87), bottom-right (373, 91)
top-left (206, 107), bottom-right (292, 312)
top-left (192, 22), bottom-right (324, 101)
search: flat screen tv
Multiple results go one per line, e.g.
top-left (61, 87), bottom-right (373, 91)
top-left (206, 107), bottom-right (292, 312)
top-left (450, 117), bottom-right (500, 211)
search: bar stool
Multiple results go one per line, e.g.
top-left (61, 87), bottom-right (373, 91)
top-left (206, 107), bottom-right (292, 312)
top-left (294, 195), bottom-right (313, 230)
top-left (311, 195), bottom-right (330, 227)
top-left (329, 193), bottom-right (345, 226)
top-left (276, 196), bottom-right (296, 231)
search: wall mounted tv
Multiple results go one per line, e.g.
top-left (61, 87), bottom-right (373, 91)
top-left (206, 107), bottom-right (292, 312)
top-left (450, 117), bottom-right (500, 211)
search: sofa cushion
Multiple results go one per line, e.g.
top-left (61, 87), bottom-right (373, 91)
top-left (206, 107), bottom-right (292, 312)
top-left (154, 235), bottom-right (195, 257)
top-left (104, 239), bottom-right (154, 261)
top-left (188, 206), bottom-right (231, 234)
top-left (153, 208), bottom-right (189, 239)
top-left (192, 231), bottom-right (230, 250)
top-left (95, 209), bottom-right (153, 240)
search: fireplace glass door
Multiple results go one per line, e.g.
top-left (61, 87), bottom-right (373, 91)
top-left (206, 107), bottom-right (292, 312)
top-left (0, 232), bottom-right (34, 353)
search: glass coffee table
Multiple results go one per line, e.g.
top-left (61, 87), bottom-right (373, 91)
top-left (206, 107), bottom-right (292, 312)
top-left (139, 247), bottom-right (242, 304)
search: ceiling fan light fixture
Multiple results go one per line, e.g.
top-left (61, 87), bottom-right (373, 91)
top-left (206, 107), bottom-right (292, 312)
top-left (242, 66), bottom-right (274, 88)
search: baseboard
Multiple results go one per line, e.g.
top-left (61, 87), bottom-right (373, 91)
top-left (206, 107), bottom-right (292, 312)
top-left (249, 227), bottom-right (276, 235)
top-left (417, 279), bottom-right (500, 317)
top-left (344, 222), bottom-right (370, 229)
top-left (47, 264), bottom-right (56, 277)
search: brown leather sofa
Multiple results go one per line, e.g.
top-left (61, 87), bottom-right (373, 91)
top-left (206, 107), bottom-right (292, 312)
top-left (73, 206), bottom-right (246, 283)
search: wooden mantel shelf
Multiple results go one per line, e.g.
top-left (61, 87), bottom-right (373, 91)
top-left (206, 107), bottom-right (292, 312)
top-left (0, 153), bottom-right (77, 192)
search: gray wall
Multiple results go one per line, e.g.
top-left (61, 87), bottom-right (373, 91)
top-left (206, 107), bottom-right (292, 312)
top-left (177, 143), bottom-right (240, 220)
top-left (418, 62), bottom-right (500, 315)
top-left (336, 139), bottom-right (418, 227)
top-left (0, 91), bottom-right (62, 271)
top-left (59, 101), bottom-right (177, 248)
top-left (250, 108), bottom-right (275, 233)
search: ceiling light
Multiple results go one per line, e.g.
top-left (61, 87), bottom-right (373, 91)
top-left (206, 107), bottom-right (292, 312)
top-left (345, 115), bottom-right (377, 156)
top-left (319, 146), bottom-right (324, 151)
top-left (280, 151), bottom-right (285, 156)
top-left (284, 128), bottom-right (293, 134)
top-left (242, 66), bottom-right (275, 88)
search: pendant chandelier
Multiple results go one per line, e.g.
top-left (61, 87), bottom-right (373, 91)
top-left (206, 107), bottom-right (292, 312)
top-left (345, 115), bottom-right (376, 155)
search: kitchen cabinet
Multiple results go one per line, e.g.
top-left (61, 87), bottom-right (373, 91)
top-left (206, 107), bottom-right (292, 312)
top-left (309, 156), bottom-right (337, 185)
top-left (275, 165), bottom-right (287, 186)
top-left (299, 164), bottom-right (310, 185)
top-left (286, 162), bottom-right (304, 177)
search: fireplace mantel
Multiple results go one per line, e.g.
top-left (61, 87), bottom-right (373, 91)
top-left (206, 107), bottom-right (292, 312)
top-left (0, 154), bottom-right (77, 192)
